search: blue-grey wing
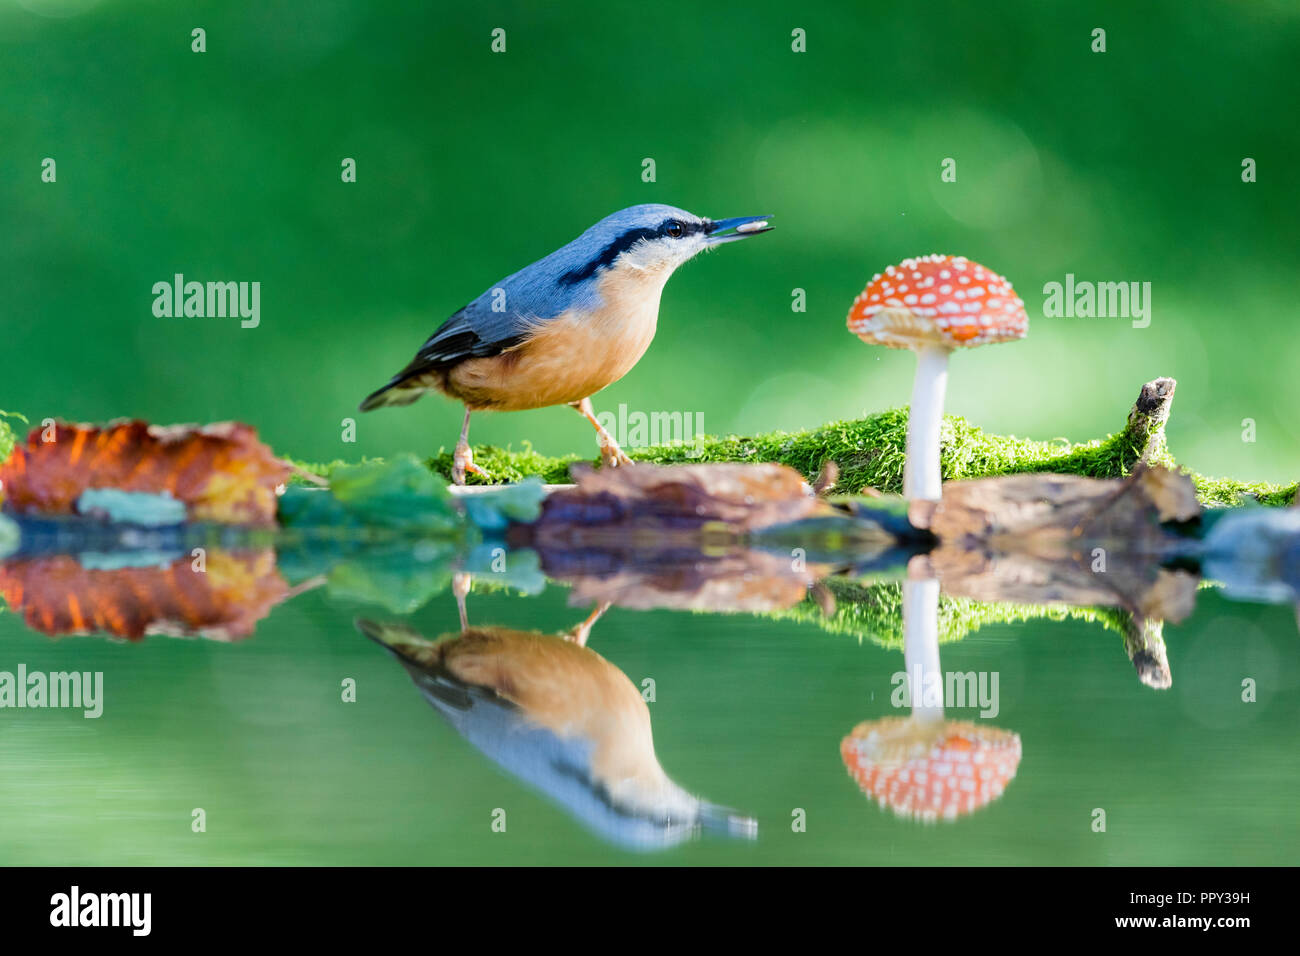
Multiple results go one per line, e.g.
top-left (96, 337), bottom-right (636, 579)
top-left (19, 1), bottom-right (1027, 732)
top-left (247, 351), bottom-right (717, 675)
top-left (404, 297), bottom-right (528, 374)
top-left (360, 240), bottom-right (604, 410)
top-left (357, 293), bottom-right (533, 410)
top-left (392, 261), bottom-right (594, 377)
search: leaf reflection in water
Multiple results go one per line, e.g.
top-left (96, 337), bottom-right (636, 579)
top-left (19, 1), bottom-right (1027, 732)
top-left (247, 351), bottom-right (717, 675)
top-left (0, 549), bottom-right (292, 641)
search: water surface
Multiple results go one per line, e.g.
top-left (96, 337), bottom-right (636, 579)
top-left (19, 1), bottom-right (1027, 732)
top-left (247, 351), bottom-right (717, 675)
top-left (2, 559), bottom-right (1294, 865)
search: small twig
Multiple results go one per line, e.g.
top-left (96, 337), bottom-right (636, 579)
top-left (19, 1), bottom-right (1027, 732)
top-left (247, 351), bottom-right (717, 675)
top-left (283, 459), bottom-right (329, 487)
top-left (812, 460), bottom-right (839, 496)
top-left (1122, 614), bottom-right (1172, 690)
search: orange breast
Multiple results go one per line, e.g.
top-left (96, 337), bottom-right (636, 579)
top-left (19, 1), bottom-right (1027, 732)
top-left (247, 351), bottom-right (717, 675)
top-left (445, 270), bottom-right (665, 411)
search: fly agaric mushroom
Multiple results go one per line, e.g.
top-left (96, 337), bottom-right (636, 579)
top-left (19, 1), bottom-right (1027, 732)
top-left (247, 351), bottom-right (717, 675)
top-left (847, 255), bottom-right (1027, 501)
top-left (839, 577), bottom-right (1021, 821)
top-left (840, 716), bottom-right (1022, 821)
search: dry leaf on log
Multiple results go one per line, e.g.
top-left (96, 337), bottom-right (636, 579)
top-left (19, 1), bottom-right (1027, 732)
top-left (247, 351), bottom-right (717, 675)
top-left (0, 421), bottom-right (290, 526)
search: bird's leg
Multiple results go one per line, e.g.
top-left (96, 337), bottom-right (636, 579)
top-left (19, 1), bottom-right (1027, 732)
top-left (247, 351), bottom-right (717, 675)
top-left (561, 601), bottom-right (612, 647)
top-left (451, 407), bottom-right (488, 485)
top-left (569, 397), bottom-right (633, 468)
top-left (452, 571), bottom-right (471, 630)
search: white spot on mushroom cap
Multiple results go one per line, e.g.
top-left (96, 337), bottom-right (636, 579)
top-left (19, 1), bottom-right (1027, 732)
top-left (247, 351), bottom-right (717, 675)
top-left (846, 254), bottom-right (1028, 348)
top-left (840, 718), bottom-right (1023, 821)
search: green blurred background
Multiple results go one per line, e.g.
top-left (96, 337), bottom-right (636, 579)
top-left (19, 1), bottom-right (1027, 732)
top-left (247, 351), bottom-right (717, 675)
top-left (3, 0), bottom-right (1298, 483)
top-left (4, 1), bottom-right (1300, 865)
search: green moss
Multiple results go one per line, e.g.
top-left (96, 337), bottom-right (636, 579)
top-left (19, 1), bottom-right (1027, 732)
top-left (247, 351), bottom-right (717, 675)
top-left (286, 456), bottom-right (389, 485)
top-left (1192, 475), bottom-right (1297, 508)
top-left (0, 411), bottom-right (25, 464)
top-left (771, 578), bottom-right (1133, 650)
top-left (409, 405), bottom-right (1296, 506)
top-left (429, 442), bottom-right (581, 486)
top-left (425, 407), bottom-right (1107, 491)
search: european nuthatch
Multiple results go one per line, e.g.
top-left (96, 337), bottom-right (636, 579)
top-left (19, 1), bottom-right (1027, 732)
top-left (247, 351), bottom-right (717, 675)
top-left (357, 617), bottom-right (756, 850)
top-left (359, 204), bottom-right (772, 484)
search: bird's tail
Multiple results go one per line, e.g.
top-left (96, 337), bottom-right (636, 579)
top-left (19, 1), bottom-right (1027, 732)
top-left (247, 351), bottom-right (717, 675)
top-left (356, 617), bottom-right (435, 657)
top-left (358, 378), bottom-right (426, 412)
top-left (356, 618), bottom-right (476, 713)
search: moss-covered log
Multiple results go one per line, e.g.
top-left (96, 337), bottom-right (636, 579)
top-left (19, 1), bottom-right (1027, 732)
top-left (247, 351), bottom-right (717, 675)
top-left (416, 378), bottom-right (1295, 507)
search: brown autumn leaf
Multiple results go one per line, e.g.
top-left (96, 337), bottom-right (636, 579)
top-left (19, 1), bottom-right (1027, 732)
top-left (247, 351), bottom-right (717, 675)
top-left (538, 462), bottom-right (831, 534)
top-left (0, 549), bottom-right (290, 640)
top-left (0, 420), bottom-right (290, 525)
top-left (556, 547), bottom-right (831, 613)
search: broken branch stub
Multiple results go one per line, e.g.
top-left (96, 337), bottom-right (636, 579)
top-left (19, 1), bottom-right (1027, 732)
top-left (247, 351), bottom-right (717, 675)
top-left (1125, 376), bottom-right (1177, 466)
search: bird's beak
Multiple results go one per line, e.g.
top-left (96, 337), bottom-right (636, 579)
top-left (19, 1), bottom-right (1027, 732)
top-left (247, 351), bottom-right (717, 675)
top-left (706, 214), bottom-right (774, 243)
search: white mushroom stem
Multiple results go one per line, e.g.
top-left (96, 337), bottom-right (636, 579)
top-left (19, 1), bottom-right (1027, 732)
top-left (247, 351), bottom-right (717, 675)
top-left (902, 577), bottom-right (944, 724)
top-left (903, 344), bottom-right (952, 502)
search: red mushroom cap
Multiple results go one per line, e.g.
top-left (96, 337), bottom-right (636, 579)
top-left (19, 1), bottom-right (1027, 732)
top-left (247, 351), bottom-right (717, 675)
top-left (840, 716), bottom-right (1022, 821)
top-left (846, 254), bottom-right (1028, 349)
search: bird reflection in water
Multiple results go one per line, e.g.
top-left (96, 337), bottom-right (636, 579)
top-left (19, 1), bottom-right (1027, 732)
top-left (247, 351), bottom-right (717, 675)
top-left (358, 606), bottom-right (756, 851)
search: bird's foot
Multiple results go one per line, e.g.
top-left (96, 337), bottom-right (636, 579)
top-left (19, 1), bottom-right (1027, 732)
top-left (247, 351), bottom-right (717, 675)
top-left (598, 438), bottom-right (634, 469)
top-left (570, 397), bottom-right (634, 469)
top-left (452, 443), bottom-right (487, 485)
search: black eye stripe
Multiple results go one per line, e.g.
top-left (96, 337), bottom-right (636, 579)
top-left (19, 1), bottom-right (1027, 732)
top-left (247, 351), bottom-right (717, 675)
top-left (556, 218), bottom-right (705, 286)
top-left (659, 218), bottom-right (706, 239)
top-left (557, 227), bottom-right (658, 285)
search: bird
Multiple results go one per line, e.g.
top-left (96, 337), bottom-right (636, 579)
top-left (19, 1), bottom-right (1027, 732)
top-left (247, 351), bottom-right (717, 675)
top-left (358, 204), bottom-right (773, 484)
top-left (356, 617), bottom-right (756, 850)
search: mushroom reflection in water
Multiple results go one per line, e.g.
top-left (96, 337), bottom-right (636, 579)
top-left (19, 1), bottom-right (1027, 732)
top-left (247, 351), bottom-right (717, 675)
top-left (840, 578), bottom-right (1022, 821)
top-left (358, 615), bottom-right (755, 850)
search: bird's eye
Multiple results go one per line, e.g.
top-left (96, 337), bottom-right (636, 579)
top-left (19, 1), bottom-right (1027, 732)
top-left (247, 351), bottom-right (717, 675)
top-left (665, 221), bottom-right (684, 238)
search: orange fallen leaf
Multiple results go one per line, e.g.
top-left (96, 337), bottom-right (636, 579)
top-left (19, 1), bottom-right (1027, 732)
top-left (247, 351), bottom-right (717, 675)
top-left (0, 420), bottom-right (290, 526)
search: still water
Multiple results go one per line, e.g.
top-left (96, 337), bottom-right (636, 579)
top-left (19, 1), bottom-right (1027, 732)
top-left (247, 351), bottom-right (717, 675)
top-left (2, 541), bottom-right (1296, 865)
